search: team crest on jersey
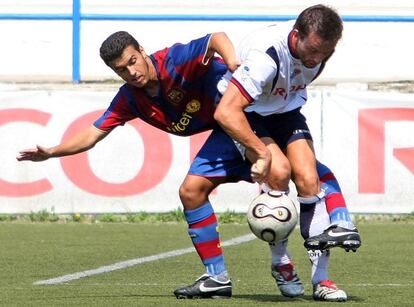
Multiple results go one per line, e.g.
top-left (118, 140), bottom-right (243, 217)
top-left (167, 88), bottom-right (185, 105)
top-left (186, 99), bottom-right (201, 113)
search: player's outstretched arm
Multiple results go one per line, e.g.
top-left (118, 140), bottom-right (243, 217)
top-left (16, 125), bottom-right (109, 162)
top-left (206, 32), bottom-right (240, 72)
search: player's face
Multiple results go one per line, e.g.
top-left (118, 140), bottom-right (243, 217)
top-left (110, 45), bottom-right (151, 87)
top-left (292, 29), bottom-right (336, 68)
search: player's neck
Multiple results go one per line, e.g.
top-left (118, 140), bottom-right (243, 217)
top-left (145, 57), bottom-right (159, 97)
top-left (144, 81), bottom-right (159, 97)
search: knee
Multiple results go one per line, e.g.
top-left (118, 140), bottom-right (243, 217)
top-left (179, 182), bottom-right (197, 206)
top-left (179, 181), bottom-right (209, 210)
top-left (294, 170), bottom-right (319, 197)
top-left (267, 159), bottom-right (291, 191)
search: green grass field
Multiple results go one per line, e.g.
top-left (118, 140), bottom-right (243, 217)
top-left (0, 219), bottom-right (413, 306)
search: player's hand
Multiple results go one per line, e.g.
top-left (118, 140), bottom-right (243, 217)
top-left (250, 151), bottom-right (271, 184)
top-left (226, 58), bottom-right (241, 73)
top-left (16, 145), bottom-right (52, 162)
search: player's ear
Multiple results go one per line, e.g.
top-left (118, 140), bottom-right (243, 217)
top-left (291, 28), bottom-right (300, 40)
top-left (138, 46), bottom-right (149, 59)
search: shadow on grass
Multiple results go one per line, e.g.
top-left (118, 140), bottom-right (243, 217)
top-left (234, 294), bottom-right (364, 303)
top-left (234, 294), bottom-right (313, 302)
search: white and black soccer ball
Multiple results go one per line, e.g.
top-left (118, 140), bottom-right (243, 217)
top-left (247, 191), bottom-right (298, 243)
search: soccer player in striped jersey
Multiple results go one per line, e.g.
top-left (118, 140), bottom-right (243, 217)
top-left (16, 31), bottom-right (237, 298)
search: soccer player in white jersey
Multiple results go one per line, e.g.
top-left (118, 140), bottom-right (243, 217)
top-left (213, 4), bottom-right (360, 301)
top-left (175, 4), bottom-right (358, 301)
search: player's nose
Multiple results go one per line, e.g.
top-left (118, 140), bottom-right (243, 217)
top-left (126, 66), bottom-right (136, 77)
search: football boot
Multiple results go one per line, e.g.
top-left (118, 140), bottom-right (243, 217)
top-left (174, 274), bottom-right (232, 299)
top-left (313, 280), bottom-right (347, 302)
top-left (304, 224), bottom-right (361, 252)
top-left (271, 262), bottom-right (304, 297)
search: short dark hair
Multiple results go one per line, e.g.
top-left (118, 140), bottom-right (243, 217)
top-left (100, 31), bottom-right (140, 66)
top-left (294, 4), bottom-right (343, 45)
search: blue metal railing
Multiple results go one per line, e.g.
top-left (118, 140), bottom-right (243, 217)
top-left (1, 0), bottom-right (414, 83)
top-left (72, 0), bottom-right (81, 83)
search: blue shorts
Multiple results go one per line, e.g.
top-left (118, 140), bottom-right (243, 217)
top-left (189, 107), bottom-right (312, 181)
top-left (188, 126), bottom-right (252, 182)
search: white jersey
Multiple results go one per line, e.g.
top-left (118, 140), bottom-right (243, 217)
top-left (217, 21), bottom-right (325, 116)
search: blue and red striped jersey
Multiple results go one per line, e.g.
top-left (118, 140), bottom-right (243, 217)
top-left (94, 34), bottom-right (227, 136)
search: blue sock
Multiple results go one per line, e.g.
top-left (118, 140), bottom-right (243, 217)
top-left (185, 202), bottom-right (228, 280)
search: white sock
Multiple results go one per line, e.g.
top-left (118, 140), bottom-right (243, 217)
top-left (269, 239), bottom-right (291, 266)
top-left (308, 199), bottom-right (331, 237)
top-left (308, 249), bottom-right (330, 285)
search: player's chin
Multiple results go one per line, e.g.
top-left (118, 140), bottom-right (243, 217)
top-left (128, 81), bottom-right (143, 88)
top-left (303, 61), bottom-right (318, 68)
top-left (127, 78), bottom-right (145, 88)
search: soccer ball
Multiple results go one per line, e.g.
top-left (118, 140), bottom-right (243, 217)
top-left (247, 191), bottom-right (298, 243)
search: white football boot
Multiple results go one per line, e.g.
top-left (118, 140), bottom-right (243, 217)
top-left (313, 280), bottom-right (347, 302)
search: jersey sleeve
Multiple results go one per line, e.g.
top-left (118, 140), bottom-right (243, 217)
top-left (93, 89), bottom-right (138, 132)
top-left (168, 34), bottom-right (211, 66)
top-left (230, 49), bottom-right (278, 103)
top-left (165, 35), bottom-right (213, 81)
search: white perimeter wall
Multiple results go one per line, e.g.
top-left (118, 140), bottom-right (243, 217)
top-left (1, 88), bottom-right (413, 214)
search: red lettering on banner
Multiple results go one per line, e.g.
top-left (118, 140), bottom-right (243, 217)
top-left (393, 148), bottom-right (414, 174)
top-left (358, 108), bottom-right (414, 193)
top-left (60, 111), bottom-right (173, 196)
top-left (0, 109), bottom-right (53, 196)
